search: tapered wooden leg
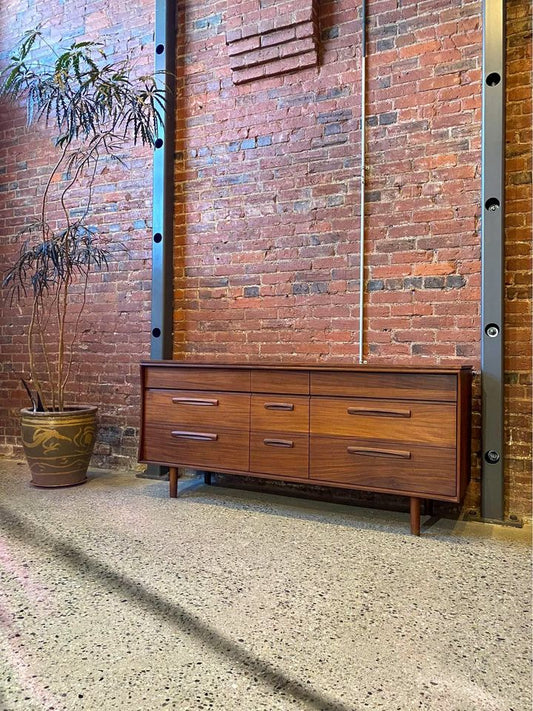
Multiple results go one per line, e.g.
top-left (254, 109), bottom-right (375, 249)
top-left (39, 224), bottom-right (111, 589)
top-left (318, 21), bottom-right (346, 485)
top-left (204, 471), bottom-right (212, 485)
top-left (410, 497), bottom-right (421, 536)
top-left (169, 467), bottom-right (178, 498)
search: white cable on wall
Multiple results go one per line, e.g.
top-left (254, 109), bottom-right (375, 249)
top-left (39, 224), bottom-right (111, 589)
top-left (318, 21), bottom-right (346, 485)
top-left (358, 0), bottom-right (367, 364)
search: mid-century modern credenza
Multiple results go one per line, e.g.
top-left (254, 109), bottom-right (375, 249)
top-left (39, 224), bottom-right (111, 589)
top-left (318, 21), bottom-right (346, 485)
top-left (139, 362), bottom-right (472, 535)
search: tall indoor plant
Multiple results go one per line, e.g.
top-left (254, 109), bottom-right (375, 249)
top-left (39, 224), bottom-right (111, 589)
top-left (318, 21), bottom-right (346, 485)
top-left (1, 27), bottom-right (165, 486)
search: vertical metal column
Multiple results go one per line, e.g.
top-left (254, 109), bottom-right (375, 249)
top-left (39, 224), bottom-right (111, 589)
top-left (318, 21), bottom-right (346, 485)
top-left (481, 0), bottom-right (505, 520)
top-left (151, 0), bottom-right (176, 361)
top-left (145, 0), bottom-right (176, 479)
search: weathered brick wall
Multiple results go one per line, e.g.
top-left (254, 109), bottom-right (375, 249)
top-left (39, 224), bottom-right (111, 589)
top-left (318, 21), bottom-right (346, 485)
top-left (174, 0), bottom-right (530, 518)
top-left (504, 1), bottom-right (532, 518)
top-left (0, 0), bottom-right (155, 468)
top-left (1, 0), bottom-right (530, 518)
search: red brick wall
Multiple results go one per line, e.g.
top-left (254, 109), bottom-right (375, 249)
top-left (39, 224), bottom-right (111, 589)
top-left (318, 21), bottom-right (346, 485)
top-left (504, 1), bottom-right (532, 518)
top-left (174, 0), bottom-right (531, 517)
top-left (175, 0), bottom-right (482, 364)
top-left (0, 0), bottom-right (155, 468)
top-left (1, 0), bottom-right (530, 518)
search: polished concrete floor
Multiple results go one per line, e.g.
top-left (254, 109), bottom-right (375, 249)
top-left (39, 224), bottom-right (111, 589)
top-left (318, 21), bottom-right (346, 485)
top-left (0, 459), bottom-right (531, 711)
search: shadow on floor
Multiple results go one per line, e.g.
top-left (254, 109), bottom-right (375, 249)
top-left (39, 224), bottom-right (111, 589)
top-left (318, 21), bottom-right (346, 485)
top-left (144, 474), bottom-right (435, 537)
top-left (0, 502), bottom-right (352, 711)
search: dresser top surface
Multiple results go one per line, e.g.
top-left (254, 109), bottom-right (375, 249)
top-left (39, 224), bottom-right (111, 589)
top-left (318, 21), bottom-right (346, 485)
top-left (141, 360), bottom-right (472, 375)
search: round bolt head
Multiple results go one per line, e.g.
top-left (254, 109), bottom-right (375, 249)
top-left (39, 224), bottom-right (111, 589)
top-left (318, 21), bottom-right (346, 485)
top-left (485, 450), bottom-right (500, 464)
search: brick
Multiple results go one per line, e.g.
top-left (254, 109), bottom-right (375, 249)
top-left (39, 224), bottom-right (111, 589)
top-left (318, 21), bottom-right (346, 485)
top-left (0, 0), bottom-right (530, 520)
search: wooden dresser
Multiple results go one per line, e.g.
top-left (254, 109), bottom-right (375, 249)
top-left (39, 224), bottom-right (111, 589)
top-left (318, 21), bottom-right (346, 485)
top-left (139, 362), bottom-right (472, 535)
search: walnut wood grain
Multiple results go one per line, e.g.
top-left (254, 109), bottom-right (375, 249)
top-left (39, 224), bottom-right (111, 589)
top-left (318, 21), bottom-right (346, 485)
top-left (310, 371), bottom-right (457, 402)
top-left (144, 366), bottom-right (251, 392)
top-left (143, 424), bottom-right (249, 471)
top-left (139, 362), bottom-right (472, 535)
top-left (169, 466), bottom-right (178, 498)
top-left (410, 497), bottom-right (421, 536)
top-left (457, 368), bottom-right (473, 501)
top-left (251, 394), bottom-right (309, 434)
top-left (310, 436), bottom-right (457, 498)
top-left (251, 369), bottom-right (309, 394)
top-left (250, 431), bottom-right (309, 478)
top-left (311, 397), bottom-right (456, 447)
top-left (145, 389), bottom-right (250, 430)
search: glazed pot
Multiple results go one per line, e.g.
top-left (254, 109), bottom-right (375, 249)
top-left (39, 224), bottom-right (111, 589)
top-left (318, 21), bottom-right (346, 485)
top-left (20, 406), bottom-right (97, 487)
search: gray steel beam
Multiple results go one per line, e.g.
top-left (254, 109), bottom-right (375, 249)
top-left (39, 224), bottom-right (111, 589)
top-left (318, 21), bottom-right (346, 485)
top-left (481, 0), bottom-right (505, 520)
top-left (145, 0), bottom-right (175, 479)
top-left (151, 0), bottom-right (176, 360)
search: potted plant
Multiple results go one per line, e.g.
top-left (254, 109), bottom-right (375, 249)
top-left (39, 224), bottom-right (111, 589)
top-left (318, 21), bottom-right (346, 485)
top-left (0, 27), bottom-right (165, 486)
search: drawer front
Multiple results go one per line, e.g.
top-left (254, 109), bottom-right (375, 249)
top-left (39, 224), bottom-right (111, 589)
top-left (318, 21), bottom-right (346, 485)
top-left (251, 395), bottom-right (309, 433)
top-left (250, 432), bottom-right (309, 478)
top-left (145, 390), bottom-right (250, 430)
top-left (251, 369), bottom-right (309, 395)
top-left (310, 437), bottom-right (457, 498)
top-left (142, 424), bottom-right (249, 471)
top-left (144, 366), bottom-right (251, 392)
top-left (310, 371), bottom-right (457, 402)
top-left (311, 398), bottom-right (456, 447)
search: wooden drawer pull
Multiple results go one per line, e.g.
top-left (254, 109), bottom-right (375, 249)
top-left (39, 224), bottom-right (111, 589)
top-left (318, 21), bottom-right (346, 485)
top-left (347, 446), bottom-right (411, 459)
top-left (347, 407), bottom-right (411, 418)
top-left (172, 397), bottom-right (219, 406)
top-left (263, 438), bottom-right (294, 448)
top-left (171, 430), bottom-right (218, 442)
top-left (264, 402), bottom-right (295, 411)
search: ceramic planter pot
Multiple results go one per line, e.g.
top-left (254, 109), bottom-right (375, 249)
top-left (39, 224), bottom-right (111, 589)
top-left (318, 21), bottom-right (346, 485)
top-left (20, 406), bottom-right (97, 487)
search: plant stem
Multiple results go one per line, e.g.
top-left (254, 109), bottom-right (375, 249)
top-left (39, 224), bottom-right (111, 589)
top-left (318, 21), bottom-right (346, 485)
top-left (28, 298), bottom-right (47, 410)
top-left (36, 295), bottom-right (56, 410)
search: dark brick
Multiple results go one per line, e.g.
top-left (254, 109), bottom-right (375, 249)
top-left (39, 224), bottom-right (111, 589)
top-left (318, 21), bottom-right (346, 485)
top-left (379, 111), bottom-right (398, 125)
top-left (377, 38), bottom-right (395, 51)
top-left (424, 277), bottom-right (446, 289)
top-left (404, 277), bottom-right (423, 290)
top-left (310, 282), bottom-right (328, 294)
top-left (292, 282), bottom-right (310, 295)
top-left (324, 123), bottom-right (342, 136)
top-left (317, 109), bottom-right (352, 124)
top-left (384, 278), bottom-right (403, 291)
top-left (446, 275), bottom-right (466, 289)
top-left (367, 280), bottom-right (384, 291)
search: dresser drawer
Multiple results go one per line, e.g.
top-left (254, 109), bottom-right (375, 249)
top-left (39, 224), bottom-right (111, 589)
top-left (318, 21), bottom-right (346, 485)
top-left (145, 390), bottom-right (250, 430)
top-left (251, 369), bottom-right (309, 394)
top-left (142, 424), bottom-right (249, 471)
top-left (251, 395), bottom-right (309, 433)
top-left (310, 437), bottom-right (457, 498)
top-left (311, 397), bottom-right (456, 447)
top-left (310, 371), bottom-right (457, 402)
top-left (144, 366), bottom-right (251, 392)
top-left (250, 432), bottom-right (309, 478)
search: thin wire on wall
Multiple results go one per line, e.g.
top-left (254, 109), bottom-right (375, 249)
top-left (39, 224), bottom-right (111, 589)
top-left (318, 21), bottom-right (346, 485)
top-left (358, 0), bottom-right (367, 364)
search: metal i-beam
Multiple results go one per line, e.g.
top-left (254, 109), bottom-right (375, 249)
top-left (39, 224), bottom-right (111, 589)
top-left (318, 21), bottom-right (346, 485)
top-left (151, 0), bottom-right (176, 361)
top-left (481, 0), bottom-right (505, 520)
top-left (145, 0), bottom-right (175, 479)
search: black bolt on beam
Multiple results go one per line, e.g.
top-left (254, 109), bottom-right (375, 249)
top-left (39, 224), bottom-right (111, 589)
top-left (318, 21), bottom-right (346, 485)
top-left (481, 0), bottom-right (505, 520)
top-left (151, 0), bottom-right (176, 361)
